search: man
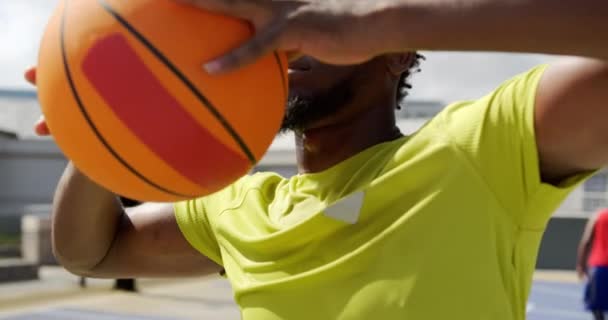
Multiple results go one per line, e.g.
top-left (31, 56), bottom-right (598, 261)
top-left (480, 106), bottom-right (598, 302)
top-left (27, 0), bottom-right (607, 319)
top-left (578, 208), bottom-right (608, 320)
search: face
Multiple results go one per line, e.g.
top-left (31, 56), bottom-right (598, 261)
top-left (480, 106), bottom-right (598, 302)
top-left (280, 56), bottom-right (369, 133)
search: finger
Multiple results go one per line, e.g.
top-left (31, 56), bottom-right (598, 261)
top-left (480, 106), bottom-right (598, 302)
top-left (24, 67), bottom-right (37, 85)
top-left (285, 50), bottom-right (303, 62)
top-left (34, 116), bottom-right (51, 136)
top-left (173, 0), bottom-right (229, 13)
top-left (204, 22), bottom-right (283, 74)
top-left (173, 0), bottom-right (259, 19)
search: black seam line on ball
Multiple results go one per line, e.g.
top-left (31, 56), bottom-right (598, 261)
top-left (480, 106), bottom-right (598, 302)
top-left (61, 0), bottom-right (194, 198)
top-left (97, 0), bottom-right (257, 165)
top-left (273, 52), bottom-right (288, 101)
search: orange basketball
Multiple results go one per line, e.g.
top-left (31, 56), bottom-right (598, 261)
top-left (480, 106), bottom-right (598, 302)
top-left (36, 0), bottom-right (288, 202)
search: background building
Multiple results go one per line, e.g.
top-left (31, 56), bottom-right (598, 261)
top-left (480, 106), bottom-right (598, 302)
top-left (0, 89), bottom-right (65, 235)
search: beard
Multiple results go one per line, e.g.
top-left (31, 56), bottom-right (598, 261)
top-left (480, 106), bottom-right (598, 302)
top-left (279, 77), bottom-right (355, 134)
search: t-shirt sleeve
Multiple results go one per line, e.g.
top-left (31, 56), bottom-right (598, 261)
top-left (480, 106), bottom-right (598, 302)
top-left (442, 64), bottom-right (595, 228)
top-left (173, 177), bottom-right (249, 267)
top-left (174, 198), bottom-right (224, 266)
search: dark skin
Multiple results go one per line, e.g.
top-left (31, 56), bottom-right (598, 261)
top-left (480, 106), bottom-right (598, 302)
top-left (29, 53), bottom-right (412, 174)
top-left (25, 56), bottom-right (608, 279)
top-left (287, 54), bottom-right (414, 173)
top-left (22, 0), bottom-right (608, 282)
top-left (577, 213), bottom-right (597, 280)
top-left (23, 53), bottom-right (413, 277)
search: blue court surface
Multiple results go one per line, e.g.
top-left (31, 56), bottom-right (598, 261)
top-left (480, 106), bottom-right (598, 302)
top-left (0, 278), bottom-right (593, 320)
top-left (528, 280), bottom-right (589, 320)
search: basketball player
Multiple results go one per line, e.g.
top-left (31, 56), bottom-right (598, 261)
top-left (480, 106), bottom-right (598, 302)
top-left (578, 208), bottom-right (608, 320)
top-left (26, 0), bottom-right (607, 318)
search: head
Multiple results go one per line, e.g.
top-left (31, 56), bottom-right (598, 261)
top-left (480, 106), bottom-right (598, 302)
top-left (280, 53), bottom-right (424, 134)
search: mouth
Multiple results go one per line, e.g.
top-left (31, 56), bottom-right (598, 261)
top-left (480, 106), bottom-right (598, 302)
top-left (288, 67), bottom-right (311, 74)
top-left (288, 58), bottom-right (313, 73)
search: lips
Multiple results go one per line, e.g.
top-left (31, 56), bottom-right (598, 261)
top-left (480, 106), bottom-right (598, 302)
top-left (288, 57), bottom-right (313, 72)
top-left (288, 67), bottom-right (310, 73)
top-left (288, 69), bottom-right (304, 74)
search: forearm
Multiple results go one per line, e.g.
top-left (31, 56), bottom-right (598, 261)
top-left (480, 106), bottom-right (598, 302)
top-left (378, 0), bottom-right (608, 60)
top-left (51, 163), bottom-right (124, 274)
top-left (577, 241), bottom-right (590, 267)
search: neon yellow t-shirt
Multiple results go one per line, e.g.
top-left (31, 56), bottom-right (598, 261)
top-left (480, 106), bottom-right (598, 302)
top-left (175, 65), bottom-right (590, 320)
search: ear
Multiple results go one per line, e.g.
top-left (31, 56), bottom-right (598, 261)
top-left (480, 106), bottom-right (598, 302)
top-left (386, 52), bottom-right (417, 77)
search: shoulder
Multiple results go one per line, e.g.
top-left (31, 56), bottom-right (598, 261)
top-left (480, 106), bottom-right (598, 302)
top-left (440, 64), bottom-right (549, 124)
top-left (244, 171), bottom-right (286, 187)
top-left (213, 171), bottom-right (285, 197)
top-left (177, 172), bottom-right (286, 216)
top-left (598, 208), bottom-right (608, 220)
top-left (218, 171), bottom-right (287, 206)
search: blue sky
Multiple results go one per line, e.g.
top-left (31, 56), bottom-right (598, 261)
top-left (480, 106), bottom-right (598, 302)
top-left (0, 0), bottom-right (558, 103)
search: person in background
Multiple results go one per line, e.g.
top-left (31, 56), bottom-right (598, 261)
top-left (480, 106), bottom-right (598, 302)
top-left (578, 208), bottom-right (608, 320)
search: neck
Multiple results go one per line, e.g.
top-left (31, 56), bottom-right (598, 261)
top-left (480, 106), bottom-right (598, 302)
top-left (295, 106), bottom-right (402, 174)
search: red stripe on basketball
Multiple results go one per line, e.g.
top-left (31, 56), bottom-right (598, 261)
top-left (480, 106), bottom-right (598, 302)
top-left (82, 33), bottom-right (248, 190)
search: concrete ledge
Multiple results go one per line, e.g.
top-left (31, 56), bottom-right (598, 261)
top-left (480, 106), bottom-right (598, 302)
top-left (0, 139), bottom-right (62, 157)
top-left (0, 259), bottom-right (39, 283)
top-left (0, 245), bottom-right (20, 258)
top-left (533, 270), bottom-right (580, 283)
top-left (21, 210), bottom-right (56, 265)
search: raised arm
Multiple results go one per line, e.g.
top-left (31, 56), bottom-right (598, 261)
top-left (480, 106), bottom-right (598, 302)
top-left (534, 58), bottom-right (608, 182)
top-left (51, 164), bottom-right (220, 278)
top-left (175, 0), bottom-right (608, 72)
top-left (26, 69), bottom-right (220, 279)
top-left (388, 0), bottom-right (608, 61)
top-left (179, 0), bottom-right (608, 178)
top-left (577, 213), bottom-right (598, 280)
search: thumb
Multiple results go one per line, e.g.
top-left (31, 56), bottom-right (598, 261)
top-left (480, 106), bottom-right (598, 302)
top-left (34, 116), bottom-right (51, 136)
top-left (25, 67), bottom-right (37, 85)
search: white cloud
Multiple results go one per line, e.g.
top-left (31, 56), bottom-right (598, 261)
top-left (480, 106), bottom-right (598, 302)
top-left (0, 0), bottom-right (59, 89)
